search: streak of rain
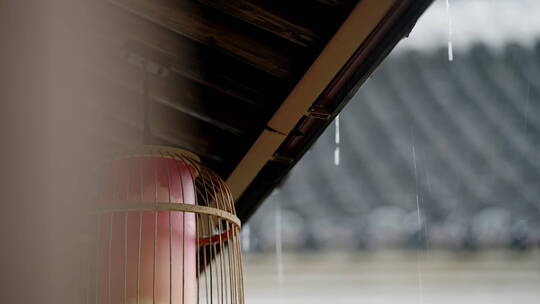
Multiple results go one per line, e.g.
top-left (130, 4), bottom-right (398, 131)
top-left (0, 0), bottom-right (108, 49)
top-left (334, 115), bottom-right (341, 166)
top-left (242, 224), bottom-right (251, 252)
top-left (446, 0), bottom-right (453, 61)
top-left (275, 200), bottom-right (284, 303)
top-left (524, 80), bottom-right (531, 138)
top-left (412, 138), bottom-right (425, 304)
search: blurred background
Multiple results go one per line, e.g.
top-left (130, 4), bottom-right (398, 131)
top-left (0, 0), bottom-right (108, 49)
top-left (243, 0), bottom-right (540, 302)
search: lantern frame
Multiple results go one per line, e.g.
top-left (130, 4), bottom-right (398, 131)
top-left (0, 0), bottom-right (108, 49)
top-left (92, 145), bottom-right (244, 304)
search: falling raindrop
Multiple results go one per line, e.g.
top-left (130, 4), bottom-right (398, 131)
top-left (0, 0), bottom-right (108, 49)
top-left (242, 224), bottom-right (251, 252)
top-left (412, 137), bottom-right (425, 304)
top-left (334, 115), bottom-right (340, 166)
top-left (275, 200), bottom-right (284, 303)
top-left (413, 144), bottom-right (421, 228)
top-left (524, 79), bottom-right (531, 138)
top-left (446, 0), bottom-right (453, 61)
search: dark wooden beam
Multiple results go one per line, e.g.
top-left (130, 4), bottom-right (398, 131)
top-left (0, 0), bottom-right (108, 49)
top-left (84, 109), bottom-right (227, 164)
top-left (315, 0), bottom-right (356, 7)
top-left (79, 78), bottom-right (244, 163)
top-left (83, 51), bottom-right (266, 137)
top-left (94, 2), bottom-right (290, 108)
top-left (108, 0), bottom-right (294, 78)
top-left (197, 0), bottom-right (318, 47)
top-left (125, 39), bottom-right (276, 109)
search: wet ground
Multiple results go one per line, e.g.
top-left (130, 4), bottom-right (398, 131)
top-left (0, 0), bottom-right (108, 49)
top-left (244, 250), bottom-right (540, 304)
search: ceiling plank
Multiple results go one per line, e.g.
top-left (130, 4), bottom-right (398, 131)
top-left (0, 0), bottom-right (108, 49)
top-left (128, 40), bottom-right (279, 109)
top-left (197, 0), bottom-right (318, 47)
top-left (81, 48), bottom-right (265, 137)
top-left (94, 3), bottom-right (288, 108)
top-left (79, 78), bottom-right (242, 163)
top-left (315, 0), bottom-right (355, 7)
top-left (108, 0), bottom-right (293, 78)
top-left (87, 110), bottom-right (227, 163)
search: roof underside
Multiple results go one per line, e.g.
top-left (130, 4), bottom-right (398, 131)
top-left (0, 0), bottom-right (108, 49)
top-left (89, 0), bottom-right (433, 222)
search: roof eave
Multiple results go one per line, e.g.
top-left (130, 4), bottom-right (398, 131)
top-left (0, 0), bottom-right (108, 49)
top-left (227, 0), bottom-right (434, 223)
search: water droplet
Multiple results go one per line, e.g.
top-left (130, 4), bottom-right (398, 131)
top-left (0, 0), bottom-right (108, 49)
top-left (446, 0), bottom-right (454, 61)
top-left (334, 115), bottom-right (340, 166)
top-left (275, 201), bottom-right (284, 303)
top-left (242, 224), bottom-right (251, 252)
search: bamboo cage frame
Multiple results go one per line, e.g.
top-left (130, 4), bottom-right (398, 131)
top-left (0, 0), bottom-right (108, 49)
top-left (88, 145), bottom-right (244, 304)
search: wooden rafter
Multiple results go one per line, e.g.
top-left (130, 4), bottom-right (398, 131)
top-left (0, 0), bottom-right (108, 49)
top-left (109, 0), bottom-right (294, 78)
top-left (95, 3), bottom-right (284, 108)
top-left (315, 0), bottom-right (355, 7)
top-left (197, 0), bottom-right (318, 47)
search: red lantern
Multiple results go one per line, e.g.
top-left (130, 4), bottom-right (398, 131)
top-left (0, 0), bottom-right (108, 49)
top-left (96, 147), bottom-right (243, 304)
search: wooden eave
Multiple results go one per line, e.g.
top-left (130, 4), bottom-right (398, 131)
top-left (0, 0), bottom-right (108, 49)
top-left (229, 0), bottom-right (434, 222)
top-left (89, 0), bottom-right (434, 223)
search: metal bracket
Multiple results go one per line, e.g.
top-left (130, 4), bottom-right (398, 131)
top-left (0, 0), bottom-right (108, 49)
top-left (307, 107), bottom-right (333, 119)
top-left (272, 153), bottom-right (294, 164)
